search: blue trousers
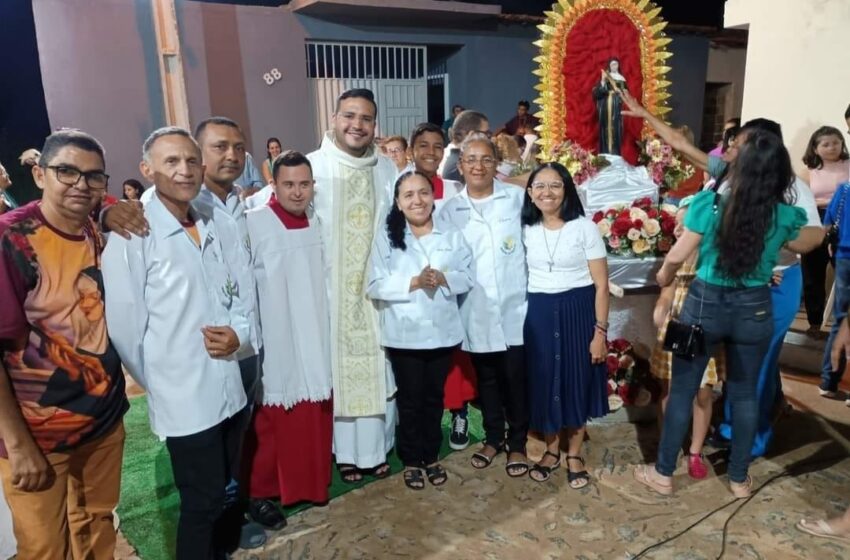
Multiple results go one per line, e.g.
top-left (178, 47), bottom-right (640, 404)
top-left (718, 264), bottom-right (801, 457)
top-left (657, 280), bottom-right (773, 483)
top-left (821, 258), bottom-right (850, 391)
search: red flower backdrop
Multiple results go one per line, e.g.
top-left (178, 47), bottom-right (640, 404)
top-left (563, 9), bottom-right (644, 165)
top-left (533, 0), bottom-right (673, 164)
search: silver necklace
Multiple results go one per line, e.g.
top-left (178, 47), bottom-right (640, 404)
top-left (543, 225), bottom-right (563, 272)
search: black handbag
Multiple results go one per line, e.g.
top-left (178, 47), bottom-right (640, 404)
top-left (662, 193), bottom-right (719, 360)
top-left (663, 319), bottom-right (705, 360)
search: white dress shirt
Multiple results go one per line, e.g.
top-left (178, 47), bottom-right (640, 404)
top-left (367, 223), bottom-right (473, 349)
top-left (195, 185), bottom-right (260, 358)
top-left (102, 192), bottom-right (250, 438)
top-left (435, 180), bottom-right (528, 353)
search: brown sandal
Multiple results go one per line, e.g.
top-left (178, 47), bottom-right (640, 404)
top-left (634, 464), bottom-right (673, 496)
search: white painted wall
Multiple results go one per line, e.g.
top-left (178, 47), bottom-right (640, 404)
top-left (725, 0), bottom-right (850, 175)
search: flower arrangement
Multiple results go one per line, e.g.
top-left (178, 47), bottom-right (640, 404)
top-left (606, 338), bottom-right (658, 411)
top-left (547, 141), bottom-right (610, 185)
top-left (591, 197), bottom-right (678, 258)
top-left (638, 137), bottom-right (695, 194)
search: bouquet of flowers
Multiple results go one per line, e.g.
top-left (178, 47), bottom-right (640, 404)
top-left (606, 338), bottom-right (658, 410)
top-left (638, 137), bottom-right (695, 194)
top-left (591, 197), bottom-right (678, 258)
top-left (548, 141), bottom-right (610, 185)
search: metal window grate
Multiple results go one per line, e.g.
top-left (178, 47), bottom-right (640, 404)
top-left (306, 41), bottom-right (426, 80)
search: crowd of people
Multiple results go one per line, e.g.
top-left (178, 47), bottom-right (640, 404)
top-left (1, 86), bottom-right (849, 560)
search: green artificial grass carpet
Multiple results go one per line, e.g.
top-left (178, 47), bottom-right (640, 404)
top-left (118, 396), bottom-right (484, 560)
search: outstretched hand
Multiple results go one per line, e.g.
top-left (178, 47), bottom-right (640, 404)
top-left (619, 90), bottom-right (647, 119)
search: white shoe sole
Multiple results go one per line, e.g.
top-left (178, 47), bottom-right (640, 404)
top-left (449, 439), bottom-right (470, 451)
top-left (819, 389), bottom-right (837, 398)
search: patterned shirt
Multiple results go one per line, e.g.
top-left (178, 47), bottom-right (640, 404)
top-left (0, 202), bottom-right (127, 457)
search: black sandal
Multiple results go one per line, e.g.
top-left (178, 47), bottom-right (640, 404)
top-left (529, 451), bottom-right (561, 482)
top-left (505, 450), bottom-right (530, 478)
top-left (370, 462), bottom-right (392, 479)
top-left (471, 444), bottom-right (502, 469)
top-left (425, 464), bottom-right (448, 486)
top-left (403, 468), bottom-right (425, 490)
top-left (338, 464), bottom-right (363, 484)
top-left (566, 455), bottom-right (590, 489)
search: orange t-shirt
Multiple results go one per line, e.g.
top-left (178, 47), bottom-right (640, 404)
top-left (0, 202), bottom-right (127, 457)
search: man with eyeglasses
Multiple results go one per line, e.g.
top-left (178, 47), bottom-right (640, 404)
top-left (0, 129), bottom-right (128, 559)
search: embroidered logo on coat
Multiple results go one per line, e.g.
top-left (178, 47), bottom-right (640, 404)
top-left (501, 236), bottom-right (517, 255)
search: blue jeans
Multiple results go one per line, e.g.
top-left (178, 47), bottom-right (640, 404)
top-left (718, 264), bottom-right (801, 457)
top-left (656, 280), bottom-right (773, 483)
top-left (821, 258), bottom-right (850, 391)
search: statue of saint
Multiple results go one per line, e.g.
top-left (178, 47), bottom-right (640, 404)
top-left (592, 57), bottom-right (628, 155)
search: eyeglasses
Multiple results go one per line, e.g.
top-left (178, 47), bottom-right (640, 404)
top-left (387, 148), bottom-right (405, 155)
top-left (530, 182), bottom-right (565, 191)
top-left (47, 165), bottom-right (109, 190)
top-left (461, 156), bottom-right (496, 168)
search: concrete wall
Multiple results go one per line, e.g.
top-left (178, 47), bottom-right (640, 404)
top-left (30, 0), bottom-right (713, 194)
top-left (726, 0), bottom-right (850, 175)
top-left (32, 0), bottom-right (164, 190)
top-left (706, 45), bottom-right (746, 120)
top-left (664, 35), bottom-right (710, 140)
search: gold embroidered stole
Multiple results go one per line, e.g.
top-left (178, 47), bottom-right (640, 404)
top-left (330, 163), bottom-right (386, 417)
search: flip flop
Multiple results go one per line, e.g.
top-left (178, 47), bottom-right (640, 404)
top-left (337, 464), bottom-right (363, 484)
top-left (634, 464), bottom-right (673, 496)
top-left (796, 519), bottom-right (850, 544)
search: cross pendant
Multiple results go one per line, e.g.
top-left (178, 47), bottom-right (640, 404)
top-left (548, 262), bottom-right (553, 272)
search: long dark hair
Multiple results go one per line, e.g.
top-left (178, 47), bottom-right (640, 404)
top-left (266, 137), bottom-right (281, 161)
top-left (386, 170), bottom-right (434, 250)
top-left (521, 162), bottom-right (584, 226)
top-left (802, 125), bottom-right (849, 169)
top-left (716, 129), bottom-right (794, 280)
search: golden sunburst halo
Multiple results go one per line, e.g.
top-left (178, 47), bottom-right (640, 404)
top-left (533, 0), bottom-right (673, 158)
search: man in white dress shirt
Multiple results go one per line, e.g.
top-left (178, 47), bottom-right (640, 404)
top-left (102, 127), bottom-right (252, 560)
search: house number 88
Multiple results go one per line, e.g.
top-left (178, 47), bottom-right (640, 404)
top-left (263, 68), bottom-right (282, 85)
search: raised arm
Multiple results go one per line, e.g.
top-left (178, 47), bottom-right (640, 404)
top-left (619, 91), bottom-right (709, 172)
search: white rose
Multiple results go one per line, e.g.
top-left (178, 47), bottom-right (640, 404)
top-left (627, 228), bottom-right (642, 241)
top-left (597, 220), bottom-right (611, 237)
top-left (632, 238), bottom-right (650, 254)
top-left (642, 219), bottom-right (661, 237)
top-left (629, 207), bottom-right (648, 222)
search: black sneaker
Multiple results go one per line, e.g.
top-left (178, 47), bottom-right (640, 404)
top-left (449, 413), bottom-right (470, 450)
top-left (248, 498), bottom-right (287, 531)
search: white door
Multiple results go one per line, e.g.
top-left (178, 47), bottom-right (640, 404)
top-left (306, 42), bottom-right (428, 145)
top-left (378, 80), bottom-right (427, 138)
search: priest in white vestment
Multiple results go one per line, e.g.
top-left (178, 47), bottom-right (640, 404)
top-left (307, 89), bottom-right (399, 481)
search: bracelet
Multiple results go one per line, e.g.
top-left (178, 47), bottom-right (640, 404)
top-left (596, 320), bottom-right (610, 329)
top-left (595, 325), bottom-right (607, 335)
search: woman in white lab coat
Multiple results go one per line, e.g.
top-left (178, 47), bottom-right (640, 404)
top-left (367, 170), bottom-right (474, 490)
top-left (435, 132), bottom-right (531, 477)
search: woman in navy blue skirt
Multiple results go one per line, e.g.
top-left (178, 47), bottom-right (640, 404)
top-left (521, 162), bottom-right (610, 487)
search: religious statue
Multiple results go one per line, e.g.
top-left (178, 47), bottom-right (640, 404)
top-left (592, 58), bottom-right (628, 156)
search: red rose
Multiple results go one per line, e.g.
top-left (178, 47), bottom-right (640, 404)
top-left (657, 237), bottom-right (672, 253)
top-left (592, 211), bottom-right (604, 223)
top-left (633, 219), bottom-right (643, 229)
top-left (611, 218), bottom-right (632, 237)
top-left (606, 208), bottom-right (618, 218)
top-left (647, 208), bottom-right (659, 219)
top-left (661, 218), bottom-right (676, 235)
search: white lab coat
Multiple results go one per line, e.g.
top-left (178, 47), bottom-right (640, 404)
top-left (367, 223), bottom-right (473, 349)
top-left (102, 192), bottom-right (250, 438)
top-left (435, 180), bottom-right (528, 353)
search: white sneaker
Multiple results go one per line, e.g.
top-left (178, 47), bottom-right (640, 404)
top-left (819, 388), bottom-right (837, 398)
top-left (845, 396), bottom-right (850, 407)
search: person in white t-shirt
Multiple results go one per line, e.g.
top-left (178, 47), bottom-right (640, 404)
top-left (521, 162), bottom-right (610, 487)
